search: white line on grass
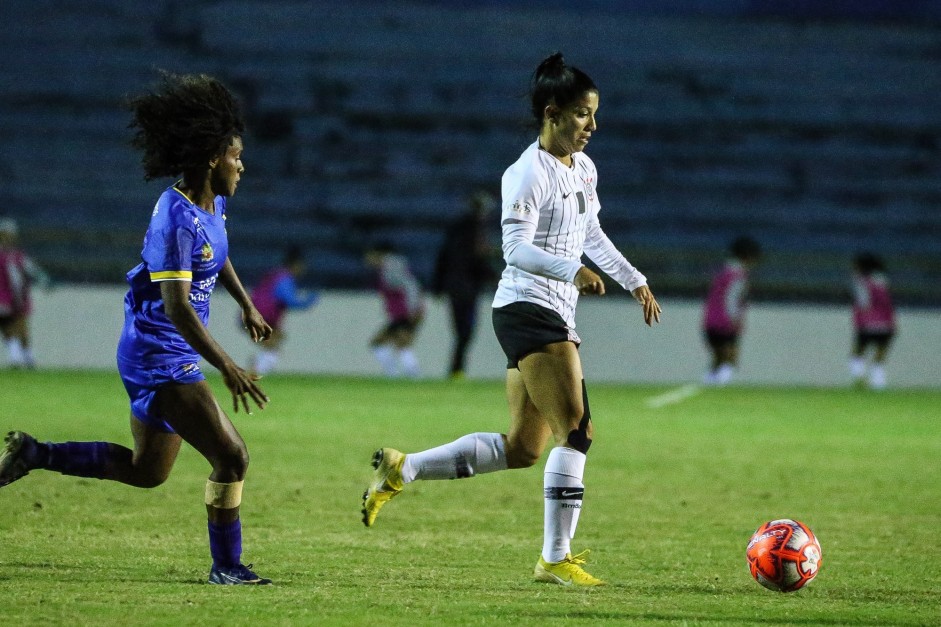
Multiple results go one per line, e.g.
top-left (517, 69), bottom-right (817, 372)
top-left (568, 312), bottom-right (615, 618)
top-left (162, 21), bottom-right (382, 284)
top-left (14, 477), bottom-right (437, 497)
top-left (644, 384), bottom-right (702, 409)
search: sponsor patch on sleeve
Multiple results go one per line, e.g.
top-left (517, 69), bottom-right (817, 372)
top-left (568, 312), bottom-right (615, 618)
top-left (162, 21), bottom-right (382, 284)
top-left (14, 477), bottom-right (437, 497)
top-left (509, 201), bottom-right (534, 216)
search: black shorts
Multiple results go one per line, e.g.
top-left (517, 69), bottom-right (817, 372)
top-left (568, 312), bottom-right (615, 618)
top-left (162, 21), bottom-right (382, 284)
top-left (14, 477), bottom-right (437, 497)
top-left (383, 317), bottom-right (420, 335)
top-left (0, 313), bottom-right (23, 328)
top-left (705, 330), bottom-right (739, 349)
top-left (492, 301), bottom-right (579, 369)
top-left (855, 330), bottom-right (894, 351)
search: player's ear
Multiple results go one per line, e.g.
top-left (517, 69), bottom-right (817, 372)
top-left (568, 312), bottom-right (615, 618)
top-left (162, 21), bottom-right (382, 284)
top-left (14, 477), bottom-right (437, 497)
top-left (544, 104), bottom-right (560, 125)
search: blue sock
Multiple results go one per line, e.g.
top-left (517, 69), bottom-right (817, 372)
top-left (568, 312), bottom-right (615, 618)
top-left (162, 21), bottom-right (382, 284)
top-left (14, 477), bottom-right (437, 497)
top-left (43, 441), bottom-right (111, 479)
top-left (208, 519), bottom-right (242, 568)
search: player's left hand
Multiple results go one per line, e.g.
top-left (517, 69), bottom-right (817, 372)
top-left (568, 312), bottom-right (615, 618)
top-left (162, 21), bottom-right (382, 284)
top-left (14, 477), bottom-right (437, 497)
top-left (221, 359), bottom-right (269, 414)
top-left (242, 306), bottom-right (272, 342)
top-left (631, 284), bottom-right (662, 326)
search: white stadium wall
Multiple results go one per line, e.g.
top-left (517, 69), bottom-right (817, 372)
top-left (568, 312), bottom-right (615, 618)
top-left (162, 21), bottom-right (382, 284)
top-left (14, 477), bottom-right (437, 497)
top-left (22, 286), bottom-right (941, 388)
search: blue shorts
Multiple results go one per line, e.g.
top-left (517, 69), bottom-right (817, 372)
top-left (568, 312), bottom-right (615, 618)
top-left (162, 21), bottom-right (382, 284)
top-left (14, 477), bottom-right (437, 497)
top-left (117, 357), bottom-right (205, 433)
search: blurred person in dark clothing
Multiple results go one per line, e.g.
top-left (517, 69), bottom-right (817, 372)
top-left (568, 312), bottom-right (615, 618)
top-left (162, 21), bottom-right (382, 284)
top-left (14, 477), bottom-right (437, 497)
top-left (433, 190), bottom-right (498, 379)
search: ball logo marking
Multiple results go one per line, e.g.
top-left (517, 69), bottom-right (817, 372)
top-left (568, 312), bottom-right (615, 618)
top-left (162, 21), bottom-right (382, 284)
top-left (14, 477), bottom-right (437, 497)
top-left (746, 518), bottom-right (822, 592)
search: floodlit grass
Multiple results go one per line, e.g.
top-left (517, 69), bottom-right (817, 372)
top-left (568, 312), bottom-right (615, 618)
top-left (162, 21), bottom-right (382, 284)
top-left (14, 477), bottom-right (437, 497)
top-left (1, 370), bottom-right (939, 625)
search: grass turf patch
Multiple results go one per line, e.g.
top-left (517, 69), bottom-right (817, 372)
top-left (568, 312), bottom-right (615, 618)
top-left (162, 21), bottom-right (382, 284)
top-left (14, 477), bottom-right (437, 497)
top-left (1, 370), bottom-right (939, 625)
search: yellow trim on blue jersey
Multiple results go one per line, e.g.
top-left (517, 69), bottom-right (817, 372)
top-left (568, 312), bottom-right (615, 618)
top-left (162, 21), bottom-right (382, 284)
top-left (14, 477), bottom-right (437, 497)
top-left (150, 270), bottom-right (193, 281)
top-left (172, 181), bottom-right (219, 216)
top-left (172, 182), bottom-right (197, 206)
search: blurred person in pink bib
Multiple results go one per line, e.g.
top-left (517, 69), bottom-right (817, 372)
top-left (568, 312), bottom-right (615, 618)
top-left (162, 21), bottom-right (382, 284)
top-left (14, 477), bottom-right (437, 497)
top-left (849, 252), bottom-right (896, 390)
top-left (246, 245), bottom-right (318, 375)
top-left (702, 236), bottom-right (761, 385)
top-left (0, 218), bottom-right (50, 368)
top-left (364, 242), bottom-right (425, 378)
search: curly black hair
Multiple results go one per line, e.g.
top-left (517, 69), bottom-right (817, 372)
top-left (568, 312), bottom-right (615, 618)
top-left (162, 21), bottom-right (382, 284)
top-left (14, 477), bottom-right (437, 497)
top-left (127, 72), bottom-right (245, 181)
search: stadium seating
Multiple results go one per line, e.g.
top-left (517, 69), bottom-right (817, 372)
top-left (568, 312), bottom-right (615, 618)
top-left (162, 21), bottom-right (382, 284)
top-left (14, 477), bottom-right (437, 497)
top-left (1, 1), bottom-right (938, 303)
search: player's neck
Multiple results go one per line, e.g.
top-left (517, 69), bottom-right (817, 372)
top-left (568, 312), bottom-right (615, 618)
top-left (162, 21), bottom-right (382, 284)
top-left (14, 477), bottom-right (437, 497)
top-left (537, 137), bottom-right (573, 168)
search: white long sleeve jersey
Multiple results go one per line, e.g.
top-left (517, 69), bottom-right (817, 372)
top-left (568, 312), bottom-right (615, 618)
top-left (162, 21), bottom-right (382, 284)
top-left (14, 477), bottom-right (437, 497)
top-left (492, 141), bottom-right (647, 328)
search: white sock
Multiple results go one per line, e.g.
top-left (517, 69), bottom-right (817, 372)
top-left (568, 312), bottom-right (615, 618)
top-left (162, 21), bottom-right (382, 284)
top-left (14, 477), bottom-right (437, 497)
top-left (22, 347), bottom-right (35, 368)
top-left (398, 348), bottom-right (420, 378)
top-left (372, 345), bottom-right (398, 376)
top-left (400, 432), bottom-right (506, 483)
top-left (869, 364), bottom-right (887, 389)
top-left (716, 364), bottom-right (735, 384)
top-left (6, 338), bottom-right (24, 366)
top-left (253, 349), bottom-right (279, 375)
top-left (542, 446), bottom-right (587, 564)
top-left (849, 357), bottom-right (866, 380)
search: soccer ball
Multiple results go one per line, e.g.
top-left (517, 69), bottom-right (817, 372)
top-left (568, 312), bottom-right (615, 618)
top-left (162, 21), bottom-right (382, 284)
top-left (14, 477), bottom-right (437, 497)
top-left (746, 519), bottom-right (822, 592)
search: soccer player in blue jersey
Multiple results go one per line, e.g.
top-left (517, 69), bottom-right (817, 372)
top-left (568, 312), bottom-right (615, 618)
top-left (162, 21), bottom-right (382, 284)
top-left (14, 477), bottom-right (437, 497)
top-left (0, 73), bottom-right (273, 585)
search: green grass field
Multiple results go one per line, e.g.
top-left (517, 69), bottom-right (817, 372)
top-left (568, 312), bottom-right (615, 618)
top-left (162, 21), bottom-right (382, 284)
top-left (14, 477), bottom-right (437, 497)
top-left (1, 370), bottom-right (939, 626)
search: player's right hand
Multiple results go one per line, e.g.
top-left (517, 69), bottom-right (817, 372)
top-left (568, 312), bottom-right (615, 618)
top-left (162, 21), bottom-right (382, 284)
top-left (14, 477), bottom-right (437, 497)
top-left (574, 266), bottom-right (606, 295)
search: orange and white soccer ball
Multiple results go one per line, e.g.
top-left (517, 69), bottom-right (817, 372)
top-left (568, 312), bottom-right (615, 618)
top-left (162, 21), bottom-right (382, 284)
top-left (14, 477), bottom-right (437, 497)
top-left (746, 518), bottom-right (822, 592)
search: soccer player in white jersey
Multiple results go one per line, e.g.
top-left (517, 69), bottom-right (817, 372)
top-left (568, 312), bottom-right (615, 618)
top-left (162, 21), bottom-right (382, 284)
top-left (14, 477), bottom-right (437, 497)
top-left (362, 52), bottom-right (661, 586)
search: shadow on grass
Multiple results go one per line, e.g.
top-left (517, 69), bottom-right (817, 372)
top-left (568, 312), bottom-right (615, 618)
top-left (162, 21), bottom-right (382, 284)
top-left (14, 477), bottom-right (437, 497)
top-left (528, 609), bottom-right (911, 626)
top-left (4, 561), bottom-right (218, 586)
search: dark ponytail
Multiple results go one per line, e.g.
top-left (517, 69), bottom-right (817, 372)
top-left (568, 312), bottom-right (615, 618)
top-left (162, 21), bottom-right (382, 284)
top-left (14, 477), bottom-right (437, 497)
top-left (530, 52), bottom-right (597, 125)
top-left (854, 252), bottom-right (885, 275)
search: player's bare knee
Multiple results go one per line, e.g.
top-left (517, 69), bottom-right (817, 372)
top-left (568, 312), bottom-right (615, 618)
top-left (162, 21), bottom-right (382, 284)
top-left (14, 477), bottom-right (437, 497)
top-left (212, 445), bottom-right (250, 481)
top-left (506, 445), bottom-right (541, 469)
top-left (135, 467), bottom-right (171, 489)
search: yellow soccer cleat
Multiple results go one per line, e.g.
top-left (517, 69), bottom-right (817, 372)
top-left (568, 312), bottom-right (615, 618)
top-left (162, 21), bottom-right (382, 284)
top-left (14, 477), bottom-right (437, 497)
top-left (361, 447), bottom-right (406, 527)
top-left (534, 550), bottom-right (606, 587)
